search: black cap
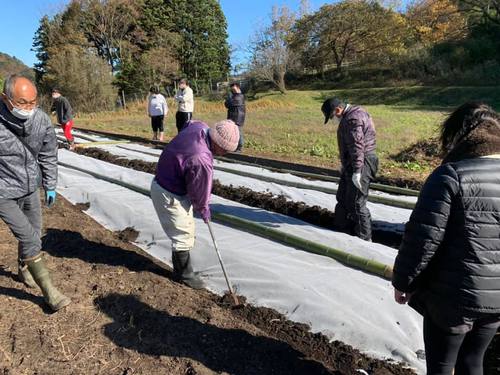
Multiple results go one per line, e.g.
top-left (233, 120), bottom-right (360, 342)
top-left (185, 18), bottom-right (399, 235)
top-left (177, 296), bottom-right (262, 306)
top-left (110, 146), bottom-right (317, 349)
top-left (52, 87), bottom-right (61, 94)
top-left (321, 98), bottom-right (344, 124)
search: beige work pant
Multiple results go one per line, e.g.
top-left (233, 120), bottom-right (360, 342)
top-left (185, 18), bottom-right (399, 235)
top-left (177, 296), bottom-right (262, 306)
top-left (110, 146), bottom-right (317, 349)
top-left (151, 179), bottom-right (195, 252)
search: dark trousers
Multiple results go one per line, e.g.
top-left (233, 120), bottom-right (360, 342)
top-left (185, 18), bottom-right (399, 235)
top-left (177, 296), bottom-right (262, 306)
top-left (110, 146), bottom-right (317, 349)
top-left (176, 112), bottom-right (192, 133)
top-left (423, 314), bottom-right (499, 375)
top-left (151, 115), bottom-right (164, 133)
top-left (236, 126), bottom-right (244, 151)
top-left (334, 153), bottom-right (378, 241)
top-left (0, 190), bottom-right (42, 260)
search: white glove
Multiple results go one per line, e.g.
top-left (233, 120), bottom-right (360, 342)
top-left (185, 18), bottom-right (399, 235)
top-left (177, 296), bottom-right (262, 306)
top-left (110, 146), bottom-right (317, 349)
top-left (352, 172), bottom-right (362, 190)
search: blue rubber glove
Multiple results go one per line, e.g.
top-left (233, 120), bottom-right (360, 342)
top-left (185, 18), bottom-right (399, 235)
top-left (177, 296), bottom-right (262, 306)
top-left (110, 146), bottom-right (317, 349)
top-left (46, 190), bottom-right (56, 207)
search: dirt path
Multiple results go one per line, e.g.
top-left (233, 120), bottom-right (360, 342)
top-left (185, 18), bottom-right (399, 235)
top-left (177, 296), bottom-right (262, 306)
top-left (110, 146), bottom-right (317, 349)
top-left (0, 195), bottom-right (416, 375)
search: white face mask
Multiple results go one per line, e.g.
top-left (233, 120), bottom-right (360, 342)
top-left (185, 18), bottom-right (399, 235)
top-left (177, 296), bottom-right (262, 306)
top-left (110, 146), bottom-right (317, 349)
top-left (10, 106), bottom-right (35, 120)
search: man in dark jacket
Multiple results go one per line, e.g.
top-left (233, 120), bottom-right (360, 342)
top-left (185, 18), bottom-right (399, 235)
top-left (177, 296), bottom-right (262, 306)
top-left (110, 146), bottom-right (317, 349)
top-left (0, 75), bottom-right (70, 312)
top-left (224, 82), bottom-right (246, 151)
top-left (322, 98), bottom-right (378, 241)
top-left (392, 102), bottom-right (500, 374)
top-left (51, 88), bottom-right (75, 150)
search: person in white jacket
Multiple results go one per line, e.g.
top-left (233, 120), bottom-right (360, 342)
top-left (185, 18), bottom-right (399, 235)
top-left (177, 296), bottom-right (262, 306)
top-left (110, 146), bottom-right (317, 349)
top-left (147, 86), bottom-right (168, 141)
top-left (174, 79), bottom-right (194, 133)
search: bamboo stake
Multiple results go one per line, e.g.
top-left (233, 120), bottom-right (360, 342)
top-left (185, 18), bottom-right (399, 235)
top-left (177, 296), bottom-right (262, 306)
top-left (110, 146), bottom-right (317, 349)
top-left (212, 212), bottom-right (394, 281)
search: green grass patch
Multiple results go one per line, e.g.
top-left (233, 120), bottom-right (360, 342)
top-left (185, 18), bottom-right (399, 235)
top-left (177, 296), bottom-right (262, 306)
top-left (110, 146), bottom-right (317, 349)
top-left (76, 86), bottom-right (499, 183)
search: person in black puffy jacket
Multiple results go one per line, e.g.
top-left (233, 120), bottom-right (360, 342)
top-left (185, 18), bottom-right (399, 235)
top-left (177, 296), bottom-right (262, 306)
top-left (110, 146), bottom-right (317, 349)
top-left (224, 82), bottom-right (246, 151)
top-left (392, 102), bottom-right (500, 375)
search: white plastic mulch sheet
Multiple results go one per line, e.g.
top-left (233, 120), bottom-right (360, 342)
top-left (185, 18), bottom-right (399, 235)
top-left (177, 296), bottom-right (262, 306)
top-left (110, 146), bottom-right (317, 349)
top-left (92, 143), bottom-right (414, 233)
top-left (56, 149), bottom-right (425, 373)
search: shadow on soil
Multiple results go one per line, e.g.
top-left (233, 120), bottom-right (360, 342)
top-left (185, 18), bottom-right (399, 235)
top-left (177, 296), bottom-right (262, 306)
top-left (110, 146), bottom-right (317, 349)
top-left (0, 266), bottom-right (50, 312)
top-left (96, 293), bottom-right (335, 375)
top-left (42, 229), bottom-right (170, 278)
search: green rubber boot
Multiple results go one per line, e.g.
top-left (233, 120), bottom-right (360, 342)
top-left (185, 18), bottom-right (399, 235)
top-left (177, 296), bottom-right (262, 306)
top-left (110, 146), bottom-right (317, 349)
top-left (25, 255), bottom-right (71, 312)
top-left (18, 261), bottom-right (37, 288)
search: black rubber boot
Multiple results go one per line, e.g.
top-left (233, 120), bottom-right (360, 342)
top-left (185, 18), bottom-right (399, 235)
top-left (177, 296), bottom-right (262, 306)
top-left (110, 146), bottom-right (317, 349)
top-left (25, 254), bottom-right (71, 312)
top-left (172, 251), bottom-right (205, 290)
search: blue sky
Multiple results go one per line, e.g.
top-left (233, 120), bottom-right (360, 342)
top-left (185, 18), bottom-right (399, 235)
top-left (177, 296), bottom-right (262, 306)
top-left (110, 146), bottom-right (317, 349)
top-left (0, 0), bottom-right (331, 68)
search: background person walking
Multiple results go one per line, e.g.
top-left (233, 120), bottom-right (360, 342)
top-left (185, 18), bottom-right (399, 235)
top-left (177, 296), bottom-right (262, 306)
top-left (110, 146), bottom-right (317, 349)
top-left (174, 78), bottom-right (194, 133)
top-left (393, 102), bottom-right (500, 375)
top-left (321, 98), bottom-right (378, 241)
top-left (51, 88), bottom-right (75, 150)
top-left (224, 82), bottom-right (246, 151)
top-left (0, 75), bottom-right (71, 312)
top-left (147, 86), bottom-right (168, 141)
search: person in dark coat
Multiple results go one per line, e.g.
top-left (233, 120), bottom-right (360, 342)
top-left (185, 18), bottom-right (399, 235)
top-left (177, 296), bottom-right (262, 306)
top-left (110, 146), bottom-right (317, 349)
top-left (322, 98), bottom-right (378, 241)
top-left (51, 88), bottom-right (75, 150)
top-left (392, 102), bottom-right (500, 375)
top-left (224, 82), bottom-right (246, 151)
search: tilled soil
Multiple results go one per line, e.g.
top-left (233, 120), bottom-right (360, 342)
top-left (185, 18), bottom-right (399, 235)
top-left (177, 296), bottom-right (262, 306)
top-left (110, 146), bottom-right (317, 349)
top-left (0, 195), bottom-right (417, 375)
top-left (75, 148), bottom-right (403, 248)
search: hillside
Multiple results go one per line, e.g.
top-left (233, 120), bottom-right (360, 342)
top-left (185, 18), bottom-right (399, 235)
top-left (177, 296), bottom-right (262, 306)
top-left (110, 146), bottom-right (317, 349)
top-left (0, 52), bottom-right (33, 79)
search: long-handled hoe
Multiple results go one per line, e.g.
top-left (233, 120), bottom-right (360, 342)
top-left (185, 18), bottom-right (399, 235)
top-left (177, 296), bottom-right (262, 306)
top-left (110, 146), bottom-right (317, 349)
top-left (206, 221), bottom-right (242, 307)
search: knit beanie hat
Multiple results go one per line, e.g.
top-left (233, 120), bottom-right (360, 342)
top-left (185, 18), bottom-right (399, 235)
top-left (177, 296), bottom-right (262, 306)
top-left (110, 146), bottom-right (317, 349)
top-left (210, 120), bottom-right (240, 152)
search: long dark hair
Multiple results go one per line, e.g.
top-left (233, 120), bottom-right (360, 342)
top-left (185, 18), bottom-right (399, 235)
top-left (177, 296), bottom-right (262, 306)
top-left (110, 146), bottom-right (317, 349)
top-left (440, 102), bottom-right (499, 152)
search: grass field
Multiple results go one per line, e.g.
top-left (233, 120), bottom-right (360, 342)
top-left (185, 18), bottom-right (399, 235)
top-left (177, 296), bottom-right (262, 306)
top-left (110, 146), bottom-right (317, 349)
top-left (76, 86), bottom-right (500, 184)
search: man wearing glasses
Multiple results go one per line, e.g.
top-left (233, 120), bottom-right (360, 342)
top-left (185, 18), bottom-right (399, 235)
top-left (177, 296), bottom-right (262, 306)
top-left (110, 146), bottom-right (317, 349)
top-left (0, 74), bottom-right (70, 312)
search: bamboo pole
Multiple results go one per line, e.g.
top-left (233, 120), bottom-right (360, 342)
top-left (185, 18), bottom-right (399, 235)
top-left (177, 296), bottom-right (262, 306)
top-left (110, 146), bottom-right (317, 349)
top-left (57, 162), bottom-right (394, 281)
top-left (212, 212), bottom-right (394, 281)
top-left (75, 140), bottom-right (130, 148)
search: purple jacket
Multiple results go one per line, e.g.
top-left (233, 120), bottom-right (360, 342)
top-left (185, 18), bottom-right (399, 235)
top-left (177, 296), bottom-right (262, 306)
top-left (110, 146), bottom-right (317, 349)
top-left (338, 105), bottom-right (376, 172)
top-left (155, 121), bottom-right (213, 221)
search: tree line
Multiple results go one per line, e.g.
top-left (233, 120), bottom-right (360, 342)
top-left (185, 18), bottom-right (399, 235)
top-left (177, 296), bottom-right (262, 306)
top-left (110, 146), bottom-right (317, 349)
top-left (249, 0), bottom-right (500, 93)
top-left (32, 0), bottom-right (229, 111)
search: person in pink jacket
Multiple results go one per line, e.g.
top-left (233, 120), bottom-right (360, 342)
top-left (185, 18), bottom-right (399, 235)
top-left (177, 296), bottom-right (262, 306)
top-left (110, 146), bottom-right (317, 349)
top-left (151, 119), bottom-right (239, 288)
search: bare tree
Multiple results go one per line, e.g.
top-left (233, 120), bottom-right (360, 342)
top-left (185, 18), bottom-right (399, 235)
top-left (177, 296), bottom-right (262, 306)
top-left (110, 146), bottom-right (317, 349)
top-left (299, 0), bottom-right (311, 17)
top-left (249, 6), bottom-right (296, 93)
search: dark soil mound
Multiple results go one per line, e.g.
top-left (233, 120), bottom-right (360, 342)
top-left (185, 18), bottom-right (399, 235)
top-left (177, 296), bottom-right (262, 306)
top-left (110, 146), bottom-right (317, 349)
top-left (392, 138), bottom-right (441, 165)
top-left (75, 202), bottom-right (90, 211)
top-left (114, 227), bottom-right (140, 242)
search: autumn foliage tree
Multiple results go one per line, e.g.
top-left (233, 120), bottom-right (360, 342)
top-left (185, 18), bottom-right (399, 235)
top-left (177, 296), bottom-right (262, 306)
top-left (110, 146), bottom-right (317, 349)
top-left (291, 0), bottom-right (408, 72)
top-left (407, 0), bottom-right (468, 45)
